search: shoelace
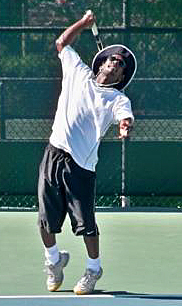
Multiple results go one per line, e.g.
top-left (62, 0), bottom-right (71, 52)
top-left (79, 271), bottom-right (97, 285)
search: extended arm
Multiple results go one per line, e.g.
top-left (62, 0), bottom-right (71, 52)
top-left (56, 11), bottom-right (95, 52)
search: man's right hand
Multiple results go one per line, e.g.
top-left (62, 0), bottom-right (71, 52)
top-left (81, 10), bottom-right (95, 28)
top-left (56, 11), bottom-right (95, 52)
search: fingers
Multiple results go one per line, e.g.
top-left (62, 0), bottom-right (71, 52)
top-left (119, 118), bottom-right (133, 139)
top-left (82, 10), bottom-right (95, 27)
top-left (84, 10), bottom-right (94, 19)
top-left (119, 129), bottom-right (130, 139)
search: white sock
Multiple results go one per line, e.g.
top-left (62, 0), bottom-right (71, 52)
top-left (44, 244), bottom-right (59, 265)
top-left (87, 257), bottom-right (101, 273)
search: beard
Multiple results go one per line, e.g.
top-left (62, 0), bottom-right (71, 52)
top-left (98, 66), bottom-right (120, 84)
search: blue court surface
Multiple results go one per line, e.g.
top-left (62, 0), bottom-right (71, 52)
top-left (1, 295), bottom-right (182, 306)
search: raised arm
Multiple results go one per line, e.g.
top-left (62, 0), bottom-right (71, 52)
top-left (56, 11), bottom-right (95, 52)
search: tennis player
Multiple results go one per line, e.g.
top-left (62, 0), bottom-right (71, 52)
top-left (38, 11), bottom-right (137, 295)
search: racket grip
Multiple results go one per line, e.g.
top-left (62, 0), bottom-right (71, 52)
top-left (92, 22), bottom-right (99, 36)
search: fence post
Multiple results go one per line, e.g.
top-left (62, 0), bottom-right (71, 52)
top-left (0, 81), bottom-right (6, 140)
top-left (121, 0), bottom-right (131, 207)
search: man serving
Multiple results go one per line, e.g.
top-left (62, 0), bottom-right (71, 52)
top-left (38, 11), bottom-right (137, 295)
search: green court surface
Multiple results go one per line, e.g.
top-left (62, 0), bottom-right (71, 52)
top-left (1, 211), bottom-right (182, 305)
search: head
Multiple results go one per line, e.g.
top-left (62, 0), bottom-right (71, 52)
top-left (96, 53), bottom-right (126, 86)
top-left (92, 45), bottom-right (137, 90)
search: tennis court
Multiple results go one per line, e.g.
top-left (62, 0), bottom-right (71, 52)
top-left (1, 295), bottom-right (182, 306)
top-left (1, 211), bottom-right (182, 305)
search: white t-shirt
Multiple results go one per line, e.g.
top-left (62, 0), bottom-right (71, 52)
top-left (50, 45), bottom-right (134, 171)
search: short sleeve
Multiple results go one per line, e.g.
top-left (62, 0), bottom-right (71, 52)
top-left (112, 95), bottom-right (134, 124)
top-left (58, 45), bottom-right (93, 81)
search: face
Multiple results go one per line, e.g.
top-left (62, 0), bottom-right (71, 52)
top-left (98, 54), bottom-right (126, 84)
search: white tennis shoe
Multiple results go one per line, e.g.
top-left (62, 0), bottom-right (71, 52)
top-left (45, 250), bottom-right (70, 292)
top-left (74, 267), bottom-right (103, 295)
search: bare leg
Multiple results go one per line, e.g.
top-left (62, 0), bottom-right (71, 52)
top-left (40, 227), bottom-right (56, 248)
top-left (83, 235), bottom-right (99, 259)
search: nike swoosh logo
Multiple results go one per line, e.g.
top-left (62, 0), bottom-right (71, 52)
top-left (86, 230), bottom-right (95, 235)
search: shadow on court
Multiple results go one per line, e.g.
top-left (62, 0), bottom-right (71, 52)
top-left (101, 291), bottom-right (182, 301)
top-left (74, 289), bottom-right (182, 300)
top-left (55, 289), bottom-right (182, 300)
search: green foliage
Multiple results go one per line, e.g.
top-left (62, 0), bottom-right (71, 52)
top-left (0, 0), bottom-right (182, 116)
top-left (130, 0), bottom-right (182, 27)
top-left (0, 54), bottom-right (59, 77)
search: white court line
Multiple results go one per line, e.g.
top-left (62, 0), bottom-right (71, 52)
top-left (1, 294), bottom-right (182, 299)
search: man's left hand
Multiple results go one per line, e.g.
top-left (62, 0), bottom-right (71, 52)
top-left (119, 118), bottom-right (133, 139)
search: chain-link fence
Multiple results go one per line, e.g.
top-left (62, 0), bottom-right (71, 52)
top-left (1, 0), bottom-right (182, 210)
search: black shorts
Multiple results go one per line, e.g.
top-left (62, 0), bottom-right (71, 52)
top-left (38, 144), bottom-right (99, 236)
